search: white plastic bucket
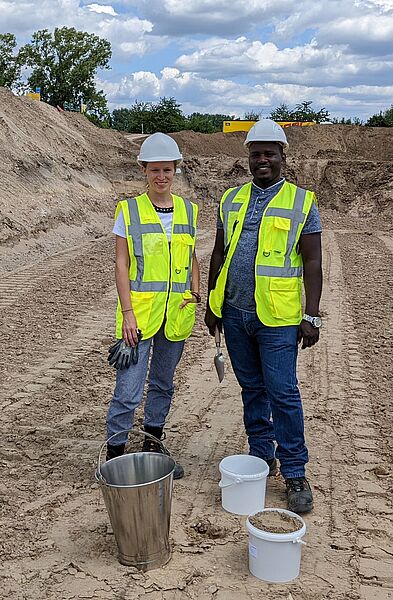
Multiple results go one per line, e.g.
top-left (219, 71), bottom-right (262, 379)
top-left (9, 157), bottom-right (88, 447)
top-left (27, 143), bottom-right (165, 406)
top-left (218, 455), bottom-right (269, 515)
top-left (246, 508), bottom-right (306, 583)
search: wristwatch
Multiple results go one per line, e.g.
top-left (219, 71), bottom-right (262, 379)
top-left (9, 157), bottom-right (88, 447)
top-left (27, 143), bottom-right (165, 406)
top-left (303, 313), bottom-right (322, 328)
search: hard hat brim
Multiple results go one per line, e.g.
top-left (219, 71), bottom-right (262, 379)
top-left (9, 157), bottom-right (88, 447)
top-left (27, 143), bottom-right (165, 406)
top-left (137, 156), bottom-right (183, 166)
top-left (244, 140), bottom-right (288, 150)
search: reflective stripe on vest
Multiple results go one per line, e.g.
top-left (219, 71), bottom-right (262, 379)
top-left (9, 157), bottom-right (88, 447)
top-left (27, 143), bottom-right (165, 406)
top-left (222, 185), bottom-right (243, 246)
top-left (256, 187), bottom-right (307, 278)
top-left (127, 197), bottom-right (194, 293)
top-left (127, 197), bottom-right (168, 293)
top-left (178, 198), bottom-right (194, 293)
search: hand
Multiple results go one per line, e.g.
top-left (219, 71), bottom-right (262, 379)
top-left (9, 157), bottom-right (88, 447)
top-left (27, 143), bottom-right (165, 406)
top-left (122, 310), bottom-right (139, 346)
top-left (179, 295), bottom-right (198, 309)
top-left (298, 320), bottom-right (320, 349)
top-left (204, 306), bottom-right (222, 336)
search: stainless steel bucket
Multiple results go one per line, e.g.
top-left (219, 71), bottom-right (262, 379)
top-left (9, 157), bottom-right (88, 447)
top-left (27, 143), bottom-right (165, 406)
top-left (96, 429), bottom-right (175, 570)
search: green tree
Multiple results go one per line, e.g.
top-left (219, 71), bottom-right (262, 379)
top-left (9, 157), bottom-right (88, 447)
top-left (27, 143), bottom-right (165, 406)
top-left (186, 112), bottom-right (232, 133)
top-left (331, 116), bottom-right (363, 125)
top-left (148, 97), bottom-right (187, 133)
top-left (244, 111), bottom-right (260, 121)
top-left (112, 101), bottom-right (151, 133)
top-left (292, 101), bottom-right (329, 123)
top-left (269, 103), bottom-right (292, 121)
top-left (19, 27), bottom-right (111, 121)
top-left (366, 106), bottom-right (393, 127)
top-left (113, 97), bottom-right (187, 133)
top-left (0, 33), bottom-right (23, 87)
top-left (86, 90), bottom-right (112, 128)
top-left (270, 101), bottom-right (329, 123)
top-left (186, 113), bottom-right (216, 133)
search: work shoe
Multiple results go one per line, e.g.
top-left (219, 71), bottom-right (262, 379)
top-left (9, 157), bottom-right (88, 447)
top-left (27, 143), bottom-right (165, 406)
top-left (285, 477), bottom-right (313, 514)
top-left (142, 429), bottom-right (184, 480)
top-left (106, 443), bottom-right (125, 462)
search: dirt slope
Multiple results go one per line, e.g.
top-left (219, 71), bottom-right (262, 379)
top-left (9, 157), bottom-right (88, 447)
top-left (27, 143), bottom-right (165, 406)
top-left (1, 86), bottom-right (393, 260)
top-left (0, 88), bottom-right (392, 599)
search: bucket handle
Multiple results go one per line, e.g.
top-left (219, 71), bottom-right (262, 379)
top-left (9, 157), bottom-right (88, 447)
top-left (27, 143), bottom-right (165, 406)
top-left (293, 538), bottom-right (306, 545)
top-left (96, 428), bottom-right (171, 485)
top-left (219, 477), bottom-right (243, 489)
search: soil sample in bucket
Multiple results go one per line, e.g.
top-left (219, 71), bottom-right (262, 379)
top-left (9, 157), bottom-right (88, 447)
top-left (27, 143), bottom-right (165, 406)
top-left (249, 510), bottom-right (302, 534)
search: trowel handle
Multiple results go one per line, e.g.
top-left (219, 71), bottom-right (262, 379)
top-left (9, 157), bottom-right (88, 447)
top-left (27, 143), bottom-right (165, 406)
top-left (215, 327), bottom-right (221, 346)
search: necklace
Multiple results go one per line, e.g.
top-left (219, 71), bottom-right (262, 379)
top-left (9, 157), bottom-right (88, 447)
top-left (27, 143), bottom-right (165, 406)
top-left (153, 203), bottom-right (174, 213)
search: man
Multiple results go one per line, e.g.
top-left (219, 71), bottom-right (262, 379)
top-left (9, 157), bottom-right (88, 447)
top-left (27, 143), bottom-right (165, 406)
top-left (205, 119), bottom-right (322, 514)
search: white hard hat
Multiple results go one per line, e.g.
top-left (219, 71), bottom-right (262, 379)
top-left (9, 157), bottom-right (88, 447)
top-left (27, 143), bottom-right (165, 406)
top-left (137, 132), bottom-right (183, 165)
top-left (245, 118), bottom-right (288, 150)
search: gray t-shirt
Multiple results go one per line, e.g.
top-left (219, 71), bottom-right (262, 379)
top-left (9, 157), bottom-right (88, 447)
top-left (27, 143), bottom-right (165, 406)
top-left (217, 179), bottom-right (322, 311)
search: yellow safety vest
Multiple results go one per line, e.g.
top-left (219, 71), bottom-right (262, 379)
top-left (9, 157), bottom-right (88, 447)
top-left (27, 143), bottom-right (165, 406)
top-left (209, 181), bottom-right (315, 327)
top-left (115, 193), bottom-right (198, 341)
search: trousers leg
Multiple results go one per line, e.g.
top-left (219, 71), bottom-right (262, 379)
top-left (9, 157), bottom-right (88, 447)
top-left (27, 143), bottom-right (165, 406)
top-left (255, 323), bottom-right (308, 478)
top-left (223, 304), bottom-right (275, 460)
top-left (106, 337), bottom-right (152, 445)
top-left (143, 326), bottom-right (185, 429)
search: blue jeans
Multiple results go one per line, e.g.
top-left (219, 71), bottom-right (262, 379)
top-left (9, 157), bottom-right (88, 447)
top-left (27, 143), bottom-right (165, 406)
top-left (222, 304), bottom-right (308, 478)
top-left (106, 326), bottom-right (185, 445)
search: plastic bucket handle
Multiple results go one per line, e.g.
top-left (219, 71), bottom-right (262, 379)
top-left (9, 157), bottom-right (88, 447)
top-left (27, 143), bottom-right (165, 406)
top-left (218, 477), bottom-right (243, 489)
top-left (96, 428), bottom-right (171, 486)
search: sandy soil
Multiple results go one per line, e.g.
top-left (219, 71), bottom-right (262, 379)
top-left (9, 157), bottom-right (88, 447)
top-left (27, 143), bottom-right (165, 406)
top-left (0, 89), bottom-right (392, 599)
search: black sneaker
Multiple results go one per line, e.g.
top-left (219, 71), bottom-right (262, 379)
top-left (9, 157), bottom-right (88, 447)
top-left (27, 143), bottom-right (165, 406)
top-left (141, 437), bottom-right (184, 480)
top-left (285, 477), bottom-right (313, 514)
top-left (106, 443), bottom-right (125, 461)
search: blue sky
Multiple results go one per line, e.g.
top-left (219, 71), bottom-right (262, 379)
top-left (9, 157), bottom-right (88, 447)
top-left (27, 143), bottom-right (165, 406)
top-left (2, 0), bottom-right (393, 120)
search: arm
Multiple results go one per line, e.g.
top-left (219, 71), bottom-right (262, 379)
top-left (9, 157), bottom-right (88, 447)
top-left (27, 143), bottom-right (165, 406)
top-left (298, 232), bottom-right (323, 349)
top-left (179, 250), bottom-right (201, 308)
top-left (115, 236), bottom-right (139, 346)
top-left (204, 228), bottom-right (225, 335)
top-left (191, 250), bottom-right (200, 295)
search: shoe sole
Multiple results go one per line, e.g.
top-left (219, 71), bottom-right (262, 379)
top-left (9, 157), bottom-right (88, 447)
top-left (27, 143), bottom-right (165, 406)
top-left (288, 501), bottom-right (313, 514)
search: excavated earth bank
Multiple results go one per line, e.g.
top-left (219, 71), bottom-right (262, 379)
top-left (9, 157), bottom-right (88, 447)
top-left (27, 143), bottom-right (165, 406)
top-left (0, 87), bottom-right (392, 599)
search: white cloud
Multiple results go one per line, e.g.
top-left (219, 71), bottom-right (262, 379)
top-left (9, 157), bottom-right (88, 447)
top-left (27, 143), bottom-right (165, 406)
top-left (1, 0), bottom-right (393, 119)
top-left (318, 15), bottom-right (393, 53)
top-left (132, 0), bottom-right (296, 35)
top-left (87, 3), bottom-right (117, 16)
top-left (100, 68), bottom-right (393, 120)
top-left (0, 1), bottom-right (157, 59)
top-left (176, 38), bottom-right (338, 77)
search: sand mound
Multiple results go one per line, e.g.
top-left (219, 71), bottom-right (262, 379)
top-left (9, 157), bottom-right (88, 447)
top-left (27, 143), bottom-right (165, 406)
top-left (0, 86), bottom-right (392, 257)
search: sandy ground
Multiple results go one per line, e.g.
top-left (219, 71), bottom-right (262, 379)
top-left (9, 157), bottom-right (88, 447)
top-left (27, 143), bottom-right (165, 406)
top-left (0, 209), bottom-right (392, 600)
top-left (1, 89), bottom-right (392, 599)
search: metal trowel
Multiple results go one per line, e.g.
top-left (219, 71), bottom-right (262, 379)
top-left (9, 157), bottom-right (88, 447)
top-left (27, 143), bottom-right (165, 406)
top-left (214, 327), bottom-right (225, 383)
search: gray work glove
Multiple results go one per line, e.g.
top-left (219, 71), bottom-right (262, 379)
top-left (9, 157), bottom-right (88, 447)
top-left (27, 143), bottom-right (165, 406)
top-left (108, 332), bottom-right (142, 370)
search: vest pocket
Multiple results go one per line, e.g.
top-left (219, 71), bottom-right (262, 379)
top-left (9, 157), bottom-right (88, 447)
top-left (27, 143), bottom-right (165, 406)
top-left (269, 278), bottom-right (301, 320)
top-left (142, 235), bottom-right (164, 255)
top-left (174, 301), bottom-right (196, 338)
top-left (130, 291), bottom-right (155, 333)
top-left (273, 216), bottom-right (291, 231)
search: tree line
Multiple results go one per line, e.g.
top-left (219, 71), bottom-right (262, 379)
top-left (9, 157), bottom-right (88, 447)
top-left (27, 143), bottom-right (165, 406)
top-left (1, 29), bottom-right (392, 131)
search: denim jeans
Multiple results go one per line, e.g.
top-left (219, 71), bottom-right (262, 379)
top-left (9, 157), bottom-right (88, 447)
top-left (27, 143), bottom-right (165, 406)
top-left (106, 325), bottom-right (185, 445)
top-left (222, 303), bottom-right (308, 478)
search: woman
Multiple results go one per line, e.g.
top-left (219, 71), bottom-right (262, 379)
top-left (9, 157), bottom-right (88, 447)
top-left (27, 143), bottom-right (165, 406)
top-left (106, 133), bottom-right (200, 479)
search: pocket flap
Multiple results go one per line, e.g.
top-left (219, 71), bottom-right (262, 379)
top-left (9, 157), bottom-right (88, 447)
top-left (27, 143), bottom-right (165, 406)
top-left (269, 277), bottom-right (300, 291)
top-left (274, 216), bottom-right (291, 231)
top-left (179, 233), bottom-right (194, 245)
